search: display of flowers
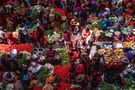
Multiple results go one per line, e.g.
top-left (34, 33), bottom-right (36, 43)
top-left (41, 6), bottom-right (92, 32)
top-left (98, 49), bottom-right (126, 65)
top-left (114, 49), bottom-right (124, 55)
top-left (0, 44), bottom-right (33, 53)
top-left (97, 49), bottom-right (106, 54)
top-left (57, 48), bottom-right (69, 65)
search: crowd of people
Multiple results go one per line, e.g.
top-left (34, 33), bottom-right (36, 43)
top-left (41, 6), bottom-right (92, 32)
top-left (0, 0), bottom-right (135, 90)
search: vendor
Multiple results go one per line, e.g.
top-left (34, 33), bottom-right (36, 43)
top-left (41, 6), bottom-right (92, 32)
top-left (82, 27), bottom-right (90, 40)
top-left (46, 45), bottom-right (56, 63)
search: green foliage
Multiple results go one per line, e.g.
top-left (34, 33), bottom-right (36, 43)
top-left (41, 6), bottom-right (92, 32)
top-left (36, 67), bottom-right (50, 80)
top-left (44, 30), bottom-right (54, 36)
top-left (99, 81), bottom-right (116, 90)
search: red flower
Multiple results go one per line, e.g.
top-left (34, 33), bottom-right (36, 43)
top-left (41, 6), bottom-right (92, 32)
top-left (0, 44), bottom-right (33, 53)
top-left (57, 82), bottom-right (70, 90)
top-left (54, 66), bottom-right (70, 81)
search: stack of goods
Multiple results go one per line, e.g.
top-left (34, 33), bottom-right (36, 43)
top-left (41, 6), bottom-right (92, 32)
top-left (98, 49), bottom-right (128, 68)
top-left (57, 48), bottom-right (69, 65)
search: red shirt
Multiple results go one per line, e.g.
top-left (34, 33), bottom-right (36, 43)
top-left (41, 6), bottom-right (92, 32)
top-left (46, 49), bottom-right (56, 58)
top-left (7, 37), bottom-right (18, 45)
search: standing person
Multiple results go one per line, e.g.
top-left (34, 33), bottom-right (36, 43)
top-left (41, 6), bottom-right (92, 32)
top-left (36, 27), bottom-right (44, 47)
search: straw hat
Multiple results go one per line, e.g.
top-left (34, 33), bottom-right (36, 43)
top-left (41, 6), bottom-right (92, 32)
top-left (114, 31), bottom-right (121, 36)
top-left (61, 16), bottom-right (67, 21)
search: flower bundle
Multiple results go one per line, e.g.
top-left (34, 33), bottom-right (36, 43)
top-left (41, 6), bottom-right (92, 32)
top-left (0, 44), bottom-right (33, 53)
top-left (98, 49), bottom-right (126, 66)
top-left (54, 66), bottom-right (69, 81)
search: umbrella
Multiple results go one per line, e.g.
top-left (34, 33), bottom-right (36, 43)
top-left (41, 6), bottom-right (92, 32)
top-left (53, 8), bottom-right (66, 16)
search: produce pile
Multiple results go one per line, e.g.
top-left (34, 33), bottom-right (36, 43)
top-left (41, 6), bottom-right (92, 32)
top-left (98, 49), bottom-right (126, 66)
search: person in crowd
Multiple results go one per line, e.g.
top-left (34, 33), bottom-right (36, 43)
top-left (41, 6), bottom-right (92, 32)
top-left (45, 45), bottom-right (56, 63)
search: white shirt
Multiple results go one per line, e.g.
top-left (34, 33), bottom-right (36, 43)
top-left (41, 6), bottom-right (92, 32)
top-left (89, 46), bottom-right (96, 59)
top-left (0, 30), bottom-right (5, 39)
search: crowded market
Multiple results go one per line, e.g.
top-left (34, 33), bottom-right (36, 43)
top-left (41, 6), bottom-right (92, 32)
top-left (0, 0), bottom-right (135, 90)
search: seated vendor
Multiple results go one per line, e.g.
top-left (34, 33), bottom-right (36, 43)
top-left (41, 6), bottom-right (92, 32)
top-left (46, 45), bottom-right (56, 63)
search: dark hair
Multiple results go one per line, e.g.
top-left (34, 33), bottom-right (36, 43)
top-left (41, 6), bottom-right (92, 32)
top-left (96, 45), bottom-right (101, 50)
top-left (82, 41), bottom-right (86, 46)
